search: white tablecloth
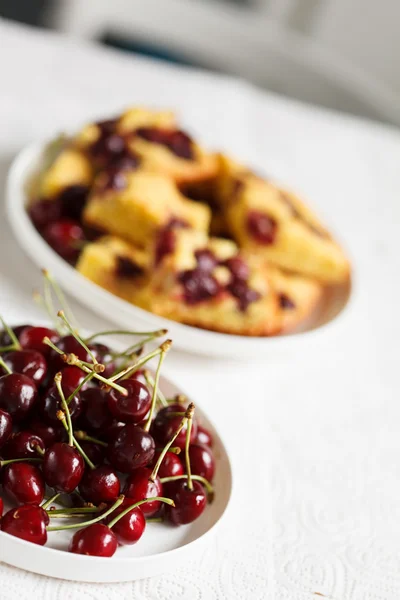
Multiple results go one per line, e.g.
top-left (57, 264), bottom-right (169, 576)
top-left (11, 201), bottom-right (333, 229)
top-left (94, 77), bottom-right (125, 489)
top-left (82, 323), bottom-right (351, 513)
top-left (1, 19), bottom-right (400, 600)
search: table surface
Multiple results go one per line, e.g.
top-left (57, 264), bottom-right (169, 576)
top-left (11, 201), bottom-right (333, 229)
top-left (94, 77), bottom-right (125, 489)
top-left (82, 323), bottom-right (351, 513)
top-left (1, 18), bottom-right (400, 600)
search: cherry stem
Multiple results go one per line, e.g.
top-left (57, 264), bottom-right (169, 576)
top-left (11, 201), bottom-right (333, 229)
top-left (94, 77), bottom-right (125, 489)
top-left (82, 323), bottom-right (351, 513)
top-left (107, 496), bottom-right (175, 529)
top-left (41, 493), bottom-right (60, 510)
top-left (144, 370), bottom-right (168, 407)
top-left (149, 403), bottom-right (194, 482)
top-left (57, 310), bottom-right (98, 365)
top-left (0, 355), bottom-right (12, 375)
top-left (143, 348), bottom-right (168, 432)
top-left (57, 415), bottom-right (97, 470)
top-left (47, 495), bottom-right (125, 531)
top-left (47, 506), bottom-right (103, 516)
top-left (156, 446), bottom-right (181, 455)
top-left (110, 340), bottom-right (172, 383)
top-left (33, 444), bottom-right (45, 457)
top-left (33, 288), bottom-right (62, 334)
top-left (0, 457), bottom-right (42, 467)
top-left (185, 405), bottom-right (194, 491)
top-left (160, 475), bottom-right (214, 502)
top-left (0, 316), bottom-right (21, 350)
top-left (75, 431), bottom-right (108, 448)
top-left (65, 371), bottom-right (95, 405)
top-left (146, 517), bottom-right (163, 523)
top-left (84, 328), bottom-right (168, 344)
top-left (110, 338), bottom-right (150, 360)
top-left (54, 373), bottom-right (74, 447)
top-left (42, 269), bottom-right (79, 331)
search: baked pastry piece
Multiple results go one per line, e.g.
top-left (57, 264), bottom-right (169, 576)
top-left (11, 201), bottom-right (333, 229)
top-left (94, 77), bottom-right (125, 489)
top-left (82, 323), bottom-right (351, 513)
top-left (215, 155), bottom-right (350, 284)
top-left (36, 148), bottom-right (93, 199)
top-left (82, 170), bottom-right (211, 248)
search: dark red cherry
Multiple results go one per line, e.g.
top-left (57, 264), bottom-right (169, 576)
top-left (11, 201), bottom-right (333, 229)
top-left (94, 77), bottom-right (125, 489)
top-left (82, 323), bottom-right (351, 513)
top-left (43, 442), bottom-right (84, 493)
top-left (1, 505), bottom-right (48, 545)
top-left (0, 324), bottom-right (31, 347)
top-left (0, 497), bottom-right (3, 517)
top-left (48, 335), bottom-right (91, 371)
top-left (109, 505), bottom-right (146, 546)
top-left (28, 199), bottom-right (63, 231)
top-left (79, 465), bottom-right (120, 504)
top-left (2, 462), bottom-right (45, 506)
top-left (58, 366), bottom-right (88, 392)
top-left (80, 388), bottom-right (111, 433)
top-left (89, 343), bottom-right (115, 378)
top-left (0, 409), bottom-right (12, 449)
top-left (79, 441), bottom-right (105, 466)
top-left (102, 420), bottom-right (125, 443)
top-left (69, 523), bottom-right (117, 557)
top-left (224, 256), bottom-right (249, 282)
top-left (58, 185), bottom-right (89, 221)
top-left (178, 268), bottom-right (221, 305)
top-left (195, 425), bottom-right (213, 448)
top-left (38, 383), bottom-right (82, 426)
top-left (227, 279), bottom-right (261, 311)
top-left (3, 350), bottom-right (47, 386)
top-left (150, 450), bottom-right (184, 479)
top-left (165, 479), bottom-right (207, 525)
top-left (19, 326), bottom-right (59, 357)
top-left (188, 444), bottom-right (215, 481)
top-left (27, 417), bottom-right (64, 447)
top-left (107, 380), bottom-right (151, 424)
top-left (195, 249), bottom-right (218, 272)
top-left (247, 210), bottom-right (277, 245)
top-left (2, 431), bottom-right (44, 460)
top-left (0, 373), bottom-right (37, 422)
top-left (107, 425), bottom-right (155, 473)
top-left (123, 467), bottom-right (162, 517)
top-left (152, 404), bottom-right (197, 450)
top-left (43, 219), bottom-right (85, 263)
top-left (125, 369), bottom-right (146, 385)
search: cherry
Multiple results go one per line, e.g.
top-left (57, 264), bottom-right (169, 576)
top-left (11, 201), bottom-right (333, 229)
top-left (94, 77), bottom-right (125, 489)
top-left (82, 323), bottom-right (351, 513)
top-left (58, 366), bottom-right (88, 392)
top-left (227, 279), bottom-right (261, 312)
top-left (102, 419), bottom-right (125, 443)
top-left (165, 479), bottom-right (207, 525)
top-left (0, 497), bottom-right (3, 517)
top-left (1, 431), bottom-right (44, 460)
top-left (116, 257), bottom-right (144, 279)
top-left (107, 380), bottom-right (151, 424)
top-left (195, 249), bottom-right (218, 272)
top-left (0, 409), bottom-right (12, 449)
top-left (48, 335), bottom-right (90, 371)
top-left (123, 467), bottom-right (163, 517)
top-left (278, 293), bottom-right (296, 310)
top-left (38, 383), bottom-right (82, 425)
top-left (150, 450), bottom-right (184, 479)
top-left (0, 373), bottom-right (37, 422)
top-left (3, 350), bottom-right (47, 386)
top-left (0, 324), bottom-right (31, 347)
top-left (79, 441), bottom-right (105, 466)
top-left (43, 442), bottom-right (84, 493)
top-left (188, 444), bottom-right (215, 481)
top-left (27, 417), bottom-right (64, 447)
top-left (179, 268), bottom-right (222, 305)
top-left (43, 219), bottom-right (85, 263)
top-left (58, 185), bottom-right (89, 221)
top-left (247, 210), bottom-right (277, 245)
top-left (2, 462), bottom-right (45, 506)
top-left (107, 425), bottom-right (155, 473)
top-left (152, 404), bottom-right (197, 450)
top-left (1, 505), bottom-right (48, 545)
top-left (195, 425), bottom-right (213, 448)
top-left (79, 465), bottom-right (120, 504)
top-left (19, 326), bottom-right (59, 357)
top-left (28, 199), bottom-right (63, 231)
top-left (69, 523), bottom-right (117, 557)
top-left (224, 256), bottom-right (249, 282)
top-left (89, 343), bottom-right (115, 378)
top-left (136, 127), bottom-right (194, 160)
top-left (109, 505), bottom-right (146, 546)
top-left (80, 388), bottom-right (111, 433)
top-left (125, 369), bottom-right (146, 385)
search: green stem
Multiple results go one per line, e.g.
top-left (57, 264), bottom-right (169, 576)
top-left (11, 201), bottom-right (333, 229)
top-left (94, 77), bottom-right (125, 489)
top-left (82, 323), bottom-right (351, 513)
top-left (34, 288), bottom-right (62, 334)
top-left (160, 475), bottom-right (214, 501)
top-left (108, 497), bottom-right (174, 529)
top-left (143, 349), bottom-right (167, 432)
top-left (65, 371), bottom-right (95, 405)
top-left (156, 446), bottom-right (181, 455)
top-left (0, 355), bottom-right (12, 375)
top-left (47, 496), bottom-right (125, 531)
top-left (185, 407), bottom-right (194, 491)
top-left (84, 328), bottom-right (167, 344)
top-left (58, 418), bottom-right (96, 470)
top-left (58, 310), bottom-right (98, 364)
top-left (0, 457), bottom-right (42, 467)
top-left (75, 431), bottom-right (108, 448)
top-left (47, 506), bottom-right (103, 516)
top-left (41, 493), bottom-right (60, 510)
top-left (43, 269), bottom-right (79, 331)
top-left (0, 316), bottom-right (21, 350)
top-left (109, 340), bottom-right (172, 383)
top-left (146, 517), bottom-right (163, 523)
top-left (54, 374), bottom-right (74, 447)
top-left (144, 370), bottom-right (168, 407)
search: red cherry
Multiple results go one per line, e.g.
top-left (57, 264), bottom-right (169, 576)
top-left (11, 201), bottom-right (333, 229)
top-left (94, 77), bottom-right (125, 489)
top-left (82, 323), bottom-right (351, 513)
top-left (0, 497), bottom-right (3, 517)
top-left (58, 366), bottom-right (88, 391)
top-left (188, 444), bottom-right (215, 481)
top-left (150, 450), bottom-right (184, 479)
top-left (43, 442), bottom-right (84, 493)
top-left (1, 505), bottom-right (48, 545)
top-left (28, 199), bottom-right (63, 231)
top-left (3, 350), bottom-right (47, 386)
top-left (69, 523), bottom-right (117, 557)
top-left (107, 425), bottom-right (155, 473)
top-left (165, 479), bottom-right (207, 525)
top-left (79, 441), bottom-right (105, 466)
top-left (80, 388), bottom-right (112, 433)
top-left (125, 369), bottom-right (146, 385)
top-left (109, 505), bottom-right (146, 546)
top-left (89, 343), bottom-right (115, 378)
top-left (48, 335), bottom-right (90, 371)
top-left (195, 425), bottom-right (213, 448)
top-left (247, 210), bottom-right (277, 245)
top-left (43, 219), bottom-right (85, 263)
top-left (37, 382), bottom-right (82, 426)
top-left (102, 419), bottom-right (125, 443)
top-left (0, 324), bottom-right (31, 347)
top-left (2, 462), bottom-right (45, 506)
top-left (123, 467), bottom-right (163, 517)
top-left (79, 465), bottom-right (120, 504)
top-left (152, 404), bottom-right (197, 449)
top-left (19, 326), bottom-right (59, 357)
top-left (27, 417), bottom-right (64, 447)
top-left (58, 185), bottom-right (89, 221)
top-left (0, 373), bottom-right (37, 422)
top-left (107, 380), bottom-right (151, 424)
top-left (1, 431), bottom-right (44, 460)
top-left (0, 409), bottom-right (12, 449)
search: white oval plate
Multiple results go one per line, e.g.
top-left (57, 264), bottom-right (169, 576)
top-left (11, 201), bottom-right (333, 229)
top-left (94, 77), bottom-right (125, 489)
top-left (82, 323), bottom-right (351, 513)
top-left (6, 142), bottom-right (352, 358)
top-left (0, 345), bottom-right (232, 583)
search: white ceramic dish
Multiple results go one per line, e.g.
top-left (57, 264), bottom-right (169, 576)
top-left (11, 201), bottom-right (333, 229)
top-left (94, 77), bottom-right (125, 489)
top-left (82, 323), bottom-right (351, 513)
top-left (0, 335), bottom-right (232, 582)
top-left (6, 142), bottom-right (352, 358)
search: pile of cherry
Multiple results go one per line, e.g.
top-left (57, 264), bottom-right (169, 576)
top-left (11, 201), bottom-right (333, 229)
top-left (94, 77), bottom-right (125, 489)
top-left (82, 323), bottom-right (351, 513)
top-left (0, 306), bottom-right (215, 557)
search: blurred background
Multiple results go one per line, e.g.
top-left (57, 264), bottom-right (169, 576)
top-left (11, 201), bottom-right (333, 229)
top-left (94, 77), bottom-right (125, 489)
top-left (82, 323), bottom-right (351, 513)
top-left (1, 0), bottom-right (400, 126)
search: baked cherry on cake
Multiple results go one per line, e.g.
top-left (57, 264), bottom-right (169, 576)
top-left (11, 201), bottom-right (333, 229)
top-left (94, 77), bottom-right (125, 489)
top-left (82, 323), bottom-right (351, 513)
top-left (82, 170), bottom-right (211, 248)
top-left (215, 155), bottom-right (350, 284)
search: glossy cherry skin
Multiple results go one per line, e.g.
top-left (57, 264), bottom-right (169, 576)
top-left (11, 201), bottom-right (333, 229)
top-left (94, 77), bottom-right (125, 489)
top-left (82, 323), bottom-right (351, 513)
top-left (0, 409), bottom-right (12, 449)
top-left (165, 479), bottom-right (207, 525)
top-left (3, 350), bottom-right (47, 386)
top-left (58, 184), bottom-right (89, 221)
top-left (48, 335), bottom-right (91, 371)
top-left (103, 420), bottom-right (125, 443)
top-left (58, 366), bottom-right (88, 392)
top-left (188, 444), bottom-right (215, 481)
top-left (43, 218), bottom-right (85, 263)
top-left (89, 343), bottom-right (115, 378)
top-left (109, 505), bottom-right (146, 546)
top-left (80, 388), bottom-right (111, 433)
top-left (79, 465), bottom-right (120, 504)
top-left (0, 324), bottom-right (31, 347)
top-left (107, 380), bottom-right (151, 424)
top-left (1, 431), bottom-right (44, 460)
top-left (28, 198), bottom-right (63, 231)
top-left (123, 467), bottom-right (163, 517)
top-left (195, 425), bottom-right (213, 448)
top-left (150, 450), bottom-right (184, 479)
top-left (43, 442), bottom-right (84, 493)
top-left (0, 497), bottom-right (3, 517)
top-left (69, 523), bottom-right (117, 556)
top-left (2, 462), bottom-right (45, 506)
top-left (38, 383), bottom-right (82, 425)
top-left (79, 441), bottom-right (105, 466)
top-left (19, 326), bottom-right (59, 357)
top-left (27, 417), bottom-right (64, 447)
top-left (1, 505), bottom-right (49, 545)
top-left (107, 425), bottom-right (155, 473)
top-left (152, 404), bottom-right (197, 450)
top-left (0, 373), bottom-right (37, 422)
